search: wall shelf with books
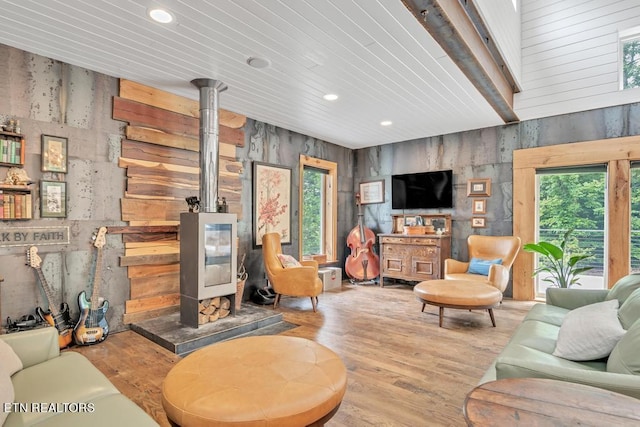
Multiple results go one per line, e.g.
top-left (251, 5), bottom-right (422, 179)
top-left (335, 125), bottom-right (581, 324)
top-left (0, 184), bottom-right (32, 220)
top-left (0, 130), bottom-right (25, 166)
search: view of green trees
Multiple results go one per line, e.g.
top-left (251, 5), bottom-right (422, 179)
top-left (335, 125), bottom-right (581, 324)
top-left (301, 168), bottom-right (323, 256)
top-left (623, 39), bottom-right (640, 89)
top-left (538, 169), bottom-right (640, 273)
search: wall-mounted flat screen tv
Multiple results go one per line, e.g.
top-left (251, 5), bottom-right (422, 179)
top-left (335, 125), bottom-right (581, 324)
top-left (391, 169), bottom-right (453, 209)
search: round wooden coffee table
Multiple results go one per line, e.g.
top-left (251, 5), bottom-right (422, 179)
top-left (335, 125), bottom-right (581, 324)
top-left (414, 279), bottom-right (502, 327)
top-left (162, 335), bottom-right (347, 426)
top-left (464, 378), bottom-right (640, 426)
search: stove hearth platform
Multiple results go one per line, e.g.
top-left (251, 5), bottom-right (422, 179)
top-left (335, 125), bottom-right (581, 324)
top-left (131, 304), bottom-right (291, 356)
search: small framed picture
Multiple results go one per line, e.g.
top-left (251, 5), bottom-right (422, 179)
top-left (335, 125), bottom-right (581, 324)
top-left (467, 178), bottom-right (491, 197)
top-left (41, 135), bottom-right (68, 173)
top-left (472, 199), bottom-right (487, 214)
top-left (40, 180), bottom-right (67, 218)
top-left (359, 179), bottom-right (385, 204)
top-left (471, 217), bottom-right (486, 228)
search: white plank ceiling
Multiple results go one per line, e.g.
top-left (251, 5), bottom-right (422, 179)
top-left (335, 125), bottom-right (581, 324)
top-left (0, 0), bottom-right (504, 149)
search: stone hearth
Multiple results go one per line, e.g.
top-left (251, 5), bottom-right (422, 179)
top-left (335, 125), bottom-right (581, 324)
top-left (131, 304), bottom-right (293, 356)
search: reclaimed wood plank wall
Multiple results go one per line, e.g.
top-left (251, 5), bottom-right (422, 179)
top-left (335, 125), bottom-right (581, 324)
top-left (110, 79), bottom-right (246, 323)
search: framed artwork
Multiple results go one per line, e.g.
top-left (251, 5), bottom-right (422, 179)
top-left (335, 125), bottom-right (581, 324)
top-left (40, 181), bottom-right (67, 218)
top-left (471, 217), bottom-right (486, 228)
top-left (253, 162), bottom-right (292, 248)
top-left (467, 178), bottom-right (491, 197)
top-left (359, 179), bottom-right (385, 204)
top-left (472, 199), bottom-right (487, 214)
top-left (41, 135), bottom-right (68, 173)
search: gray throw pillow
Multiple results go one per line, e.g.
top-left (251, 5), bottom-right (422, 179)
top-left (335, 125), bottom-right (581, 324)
top-left (618, 288), bottom-right (640, 330)
top-left (605, 273), bottom-right (640, 304)
top-left (553, 299), bottom-right (625, 361)
top-left (607, 319), bottom-right (640, 375)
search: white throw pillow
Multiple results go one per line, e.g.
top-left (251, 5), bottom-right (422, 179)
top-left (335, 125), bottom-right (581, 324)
top-left (0, 339), bottom-right (22, 376)
top-left (553, 299), bottom-right (626, 361)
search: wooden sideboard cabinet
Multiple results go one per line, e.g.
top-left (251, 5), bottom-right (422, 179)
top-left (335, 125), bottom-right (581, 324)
top-left (378, 234), bottom-right (451, 286)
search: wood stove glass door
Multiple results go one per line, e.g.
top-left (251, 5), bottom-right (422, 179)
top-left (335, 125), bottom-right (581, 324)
top-left (204, 223), bottom-right (232, 287)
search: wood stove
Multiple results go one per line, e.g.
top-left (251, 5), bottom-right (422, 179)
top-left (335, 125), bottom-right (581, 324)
top-left (180, 212), bottom-right (237, 328)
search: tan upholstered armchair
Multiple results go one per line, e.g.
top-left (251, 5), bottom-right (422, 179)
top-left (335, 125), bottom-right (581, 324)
top-left (444, 235), bottom-right (521, 292)
top-left (262, 232), bottom-right (323, 312)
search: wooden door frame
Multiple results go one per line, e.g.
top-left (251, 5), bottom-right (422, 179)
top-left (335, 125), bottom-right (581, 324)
top-left (512, 136), bottom-right (640, 300)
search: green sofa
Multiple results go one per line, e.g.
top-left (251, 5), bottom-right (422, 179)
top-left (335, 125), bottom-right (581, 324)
top-left (0, 327), bottom-right (158, 426)
top-left (480, 274), bottom-right (640, 399)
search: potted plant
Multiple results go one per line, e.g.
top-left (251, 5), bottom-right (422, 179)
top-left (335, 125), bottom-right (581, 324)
top-left (523, 228), bottom-right (592, 288)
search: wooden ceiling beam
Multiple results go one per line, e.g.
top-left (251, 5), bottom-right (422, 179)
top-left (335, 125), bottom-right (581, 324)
top-left (403, 0), bottom-right (519, 123)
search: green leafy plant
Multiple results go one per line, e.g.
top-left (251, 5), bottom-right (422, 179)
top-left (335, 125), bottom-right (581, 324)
top-left (523, 229), bottom-right (593, 288)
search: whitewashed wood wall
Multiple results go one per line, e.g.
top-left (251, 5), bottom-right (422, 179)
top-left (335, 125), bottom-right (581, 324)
top-left (516, 0), bottom-right (640, 119)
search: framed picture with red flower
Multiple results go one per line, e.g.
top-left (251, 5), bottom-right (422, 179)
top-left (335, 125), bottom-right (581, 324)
top-left (253, 162), bottom-right (292, 248)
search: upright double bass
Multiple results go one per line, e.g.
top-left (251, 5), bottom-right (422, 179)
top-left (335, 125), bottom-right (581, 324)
top-left (345, 193), bottom-right (380, 282)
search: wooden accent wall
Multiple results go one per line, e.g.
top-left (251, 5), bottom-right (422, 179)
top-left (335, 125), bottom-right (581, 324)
top-left (111, 80), bottom-right (246, 323)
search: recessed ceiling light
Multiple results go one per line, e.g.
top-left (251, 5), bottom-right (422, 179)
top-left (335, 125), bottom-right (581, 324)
top-left (246, 57), bottom-right (271, 69)
top-left (380, 120), bottom-right (393, 126)
top-left (148, 8), bottom-right (174, 24)
top-left (323, 94), bottom-right (338, 101)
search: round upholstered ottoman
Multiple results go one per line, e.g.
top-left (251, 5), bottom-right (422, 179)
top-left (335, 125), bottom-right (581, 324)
top-left (414, 279), bottom-right (502, 327)
top-left (161, 335), bottom-right (347, 426)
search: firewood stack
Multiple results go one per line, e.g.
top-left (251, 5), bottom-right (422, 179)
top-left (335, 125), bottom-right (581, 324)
top-left (198, 297), bottom-right (231, 325)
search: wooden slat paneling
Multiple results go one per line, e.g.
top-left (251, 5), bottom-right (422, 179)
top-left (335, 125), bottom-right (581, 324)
top-left (120, 253), bottom-right (180, 267)
top-left (114, 97), bottom-right (244, 146)
top-left (108, 225), bottom-right (179, 234)
top-left (125, 293), bottom-right (180, 314)
top-left (127, 263), bottom-right (180, 279)
top-left (126, 126), bottom-right (199, 152)
top-left (130, 273), bottom-right (179, 299)
top-left (122, 233), bottom-right (178, 244)
top-left (122, 139), bottom-right (199, 168)
top-left (114, 97), bottom-right (198, 137)
top-left (119, 157), bottom-right (198, 175)
top-left (119, 79), bottom-right (247, 129)
top-left (124, 242), bottom-right (179, 256)
top-left (121, 199), bottom-right (186, 222)
top-left (126, 178), bottom-right (197, 200)
top-left (116, 78), bottom-right (245, 323)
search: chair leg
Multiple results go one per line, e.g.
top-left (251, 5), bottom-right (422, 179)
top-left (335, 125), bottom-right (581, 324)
top-left (439, 306), bottom-right (444, 327)
top-left (488, 308), bottom-right (496, 327)
top-left (310, 296), bottom-right (318, 312)
top-left (421, 302), bottom-right (426, 312)
top-left (273, 293), bottom-right (281, 309)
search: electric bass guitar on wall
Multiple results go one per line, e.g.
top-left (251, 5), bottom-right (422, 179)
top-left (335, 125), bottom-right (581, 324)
top-left (74, 226), bottom-right (110, 345)
top-left (27, 246), bottom-right (74, 349)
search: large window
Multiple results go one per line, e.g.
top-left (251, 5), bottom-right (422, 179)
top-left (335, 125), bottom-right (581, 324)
top-left (299, 156), bottom-right (337, 262)
top-left (513, 137), bottom-right (640, 300)
top-left (535, 167), bottom-right (607, 297)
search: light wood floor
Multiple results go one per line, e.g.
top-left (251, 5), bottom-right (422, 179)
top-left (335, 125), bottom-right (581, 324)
top-left (71, 282), bottom-right (536, 426)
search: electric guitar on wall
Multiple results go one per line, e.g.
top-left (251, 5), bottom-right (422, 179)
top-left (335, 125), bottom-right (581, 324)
top-left (73, 227), bottom-right (109, 345)
top-left (27, 246), bottom-right (74, 349)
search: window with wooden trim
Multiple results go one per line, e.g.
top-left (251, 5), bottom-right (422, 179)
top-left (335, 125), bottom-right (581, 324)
top-left (299, 156), bottom-right (337, 263)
